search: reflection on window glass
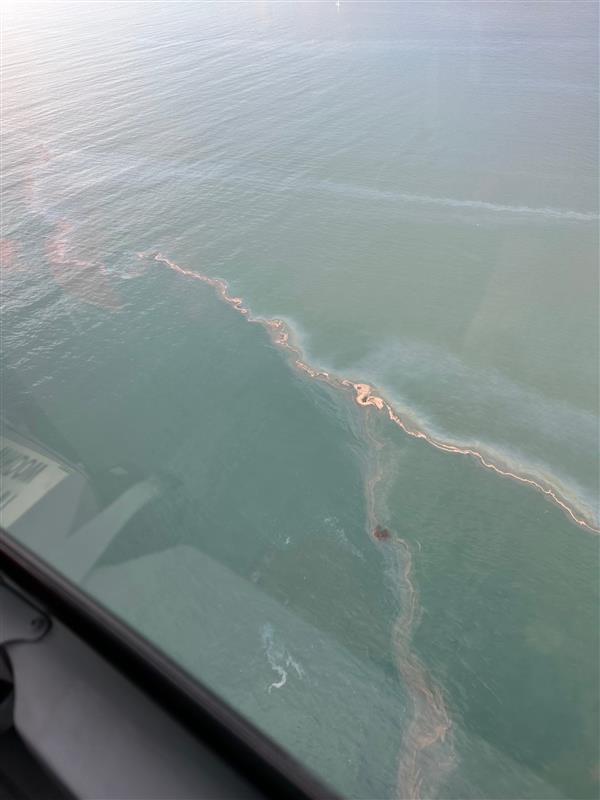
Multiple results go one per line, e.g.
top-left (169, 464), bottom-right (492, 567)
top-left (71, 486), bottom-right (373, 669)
top-left (1, 2), bottom-right (598, 798)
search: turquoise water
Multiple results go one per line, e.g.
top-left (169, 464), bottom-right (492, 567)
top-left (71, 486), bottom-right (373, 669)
top-left (2, 2), bottom-right (599, 798)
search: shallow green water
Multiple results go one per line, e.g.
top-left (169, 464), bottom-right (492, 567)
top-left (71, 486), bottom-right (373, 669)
top-left (2, 2), bottom-right (598, 798)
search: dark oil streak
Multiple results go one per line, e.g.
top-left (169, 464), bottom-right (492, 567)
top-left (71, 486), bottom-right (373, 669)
top-left (362, 414), bottom-right (454, 800)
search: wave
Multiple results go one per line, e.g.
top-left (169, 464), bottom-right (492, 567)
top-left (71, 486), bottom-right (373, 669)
top-left (261, 623), bottom-right (305, 694)
top-left (139, 251), bottom-right (599, 534)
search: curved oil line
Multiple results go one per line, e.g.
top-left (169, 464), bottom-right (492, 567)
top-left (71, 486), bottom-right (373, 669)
top-left (390, 536), bottom-right (455, 799)
top-left (138, 251), bottom-right (599, 535)
top-left (350, 384), bottom-right (599, 534)
top-left (363, 417), bottom-right (454, 800)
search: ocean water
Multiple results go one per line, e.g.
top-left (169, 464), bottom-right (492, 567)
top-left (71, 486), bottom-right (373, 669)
top-left (2, 2), bottom-right (598, 798)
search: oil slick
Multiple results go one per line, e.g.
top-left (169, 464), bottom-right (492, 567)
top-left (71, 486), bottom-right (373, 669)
top-left (46, 221), bottom-right (123, 311)
top-left (390, 533), bottom-right (454, 800)
top-left (361, 401), bottom-right (454, 800)
top-left (139, 251), bottom-right (599, 535)
top-left (137, 249), bottom-right (600, 799)
top-left (349, 383), bottom-right (599, 534)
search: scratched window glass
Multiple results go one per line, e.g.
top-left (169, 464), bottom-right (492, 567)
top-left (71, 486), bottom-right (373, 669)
top-left (2, 3), bottom-right (598, 799)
